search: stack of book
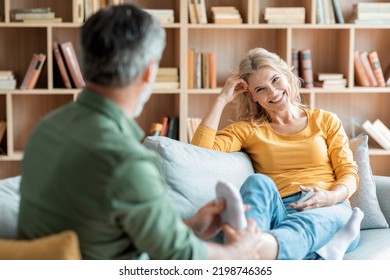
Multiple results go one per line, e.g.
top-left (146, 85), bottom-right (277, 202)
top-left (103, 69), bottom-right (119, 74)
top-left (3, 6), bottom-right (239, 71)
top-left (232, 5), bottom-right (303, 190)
top-left (316, 0), bottom-right (344, 24)
top-left (354, 50), bottom-right (386, 87)
top-left (187, 49), bottom-right (217, 89)
top-left (264, 7), bottom-right (305, 24)
top-left (144, 9), bottom-right (174, 24)
top-left (350, 2), bottom-right (390, 24)
top-left (362, 119), bottom-right (390, 150)
top-left (10, 7), bottom-right (62, 23)
top-left (0, 71), bottom-right (17, 90)
top-left (154, 67), bottom-right (179, 89)
top-left (211, 6), bottom-right (243, 24)
top-left (314, 73), bottom-right (347, 89)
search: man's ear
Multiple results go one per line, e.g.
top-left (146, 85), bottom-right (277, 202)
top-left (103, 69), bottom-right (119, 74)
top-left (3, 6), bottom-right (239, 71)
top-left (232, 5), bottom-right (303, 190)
top-left (142, 60), bottom-right (159, 83)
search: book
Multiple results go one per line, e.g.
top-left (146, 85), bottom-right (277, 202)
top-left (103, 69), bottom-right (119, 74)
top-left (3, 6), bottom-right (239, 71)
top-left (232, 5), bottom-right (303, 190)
top-left (60, 41), bottom-right (85, 89)
top-left (22, 18), bottom-right (62, 23)
top-left (362, 120), bottom-right (390, 150)
top-left (148, 123), bottom-right (163, 136)
top-left (195, 50), bottom-right (202, 89)
top-left (167, 116), bottom-right (179, 140)
top-left (367, 51), bottom-right (386, 87)
top-left (373, 119), bottom-right (390, 145)
top-left (316, 73), bottom-right (344, 81)
top-left (314, 78), bottom-right (347, 88)
top-left (209, 52), bottom-right (217, 88)
top-left (53, 41), bottom-right (72, 89)
top-left (291, 49), bottom-right (299, 77)
top-left (187, 48), bottom-right (195, 89)
top-left (202, 52), bottom-right (210, 89)
top-left (153, 82), bottom-right (179, 89)
top-left (353, 50), bottom-right (370, 87)
top-left (360, 51), bottom-right (378, 87)
top-left (331, 0), bottom-right (344, 24)
top-left (12, 12), bottom-right (55, 20)
top-left (27, 53), bottom-right (46, 89)
top-left (194, 0), bottom-right (207, 24)
top-left (160, 116), bottom-right (169, 137)
top-left (188, 0), bottom-right (198, 24)
top-left (299, 49), bottom-right (314, 88)
top-left (20, 53), bottom-right (39, 90)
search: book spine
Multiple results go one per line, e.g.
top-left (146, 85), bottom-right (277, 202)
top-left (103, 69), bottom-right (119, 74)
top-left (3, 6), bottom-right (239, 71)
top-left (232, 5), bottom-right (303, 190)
top-left (27, 54), bottom-right (47, 89)
top-left (188, 0), bottom-right (198, 24)
top-left (299, 49), bottom-right (314, 88)
top-left (60, 41), bottom-right (86, 88)
top-left (20, 54), bottom-right (39, 90)
top-left (368, 51), bottom-right (386, 87)
top-left (201, 52), bottom-right (209, 89)
top-left (362, 120), bottom-right (390, 150)
top-left (291, 48), bottom-right (299, 77)
top-left (195, 51), bottom-right (202, 89)
top-left (353, 51), bottom-right (370, 87)
top-left (187, 49), bottom-right (195, 89)
top-left (195, 0), bottom-right (207, 24)
top-left (53, 42), bottom-right (72, 89)
top-left (209, 52), bottom-right (217, 88)
top-left (360, 51), bottom-right (378, 87)
top-left (331, 0), bottom-right (344, 23)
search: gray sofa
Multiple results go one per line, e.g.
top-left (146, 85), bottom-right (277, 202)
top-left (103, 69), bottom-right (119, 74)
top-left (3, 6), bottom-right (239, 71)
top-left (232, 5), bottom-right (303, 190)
top-left (143, 135), bottom-right (390, 260)
top-left (1, 135), bottom-right (389, 259)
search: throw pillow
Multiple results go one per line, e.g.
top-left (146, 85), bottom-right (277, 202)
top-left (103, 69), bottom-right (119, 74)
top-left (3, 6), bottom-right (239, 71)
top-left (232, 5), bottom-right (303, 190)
top-left (143, 136), bottom-right (255, 219)
top-left (0, 175), bottom-right (21, 239)
top-left (349, 135), bottom-right (389, 229)
top-left (0, 230), bottom-right (81, 260)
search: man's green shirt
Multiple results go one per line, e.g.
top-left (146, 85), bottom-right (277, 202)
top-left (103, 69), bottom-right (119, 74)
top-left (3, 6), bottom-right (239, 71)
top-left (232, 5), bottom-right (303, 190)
top-left (18, 89), bottom-right (207, 260)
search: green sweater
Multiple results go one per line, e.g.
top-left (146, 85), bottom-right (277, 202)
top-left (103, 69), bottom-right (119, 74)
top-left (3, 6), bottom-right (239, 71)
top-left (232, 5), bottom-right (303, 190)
top-left (18, 89), bottom-right (207, 260)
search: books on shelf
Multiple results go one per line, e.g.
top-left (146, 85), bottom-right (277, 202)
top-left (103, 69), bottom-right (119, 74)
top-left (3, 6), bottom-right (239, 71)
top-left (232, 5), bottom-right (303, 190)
top-left (60, 41), bottom-right (85, 89)
top-left (211, 6), bottom-right (243, 24)
top-left (146, 116), bottom-right (179, 140)
top-left (317, 0), bottom-right (343, 24)
top-left (10, 7), bottom-right (62, 23)
top-left (314, 73), bottom-right (347, 89)
top-left (20, 53), bottom-right (47, 90)
top-left (0, 70), bottom-right (16, 90)
top-left (362, 119), bottom-right (390, 150)
top-left (299, 49), bottom-right (313, 88)
top-left (354, 50), bottom-right (387, 87)
top-left (350, 2), bottom-right (390, 24)
top-left (265, 7), bottom-right (305, 24)
top-left (291, 49), bottom-right (299, 77)
top-left (52, 41), bottom-right (72, 89)
top-left (187, 49), bottom-right (217, 89)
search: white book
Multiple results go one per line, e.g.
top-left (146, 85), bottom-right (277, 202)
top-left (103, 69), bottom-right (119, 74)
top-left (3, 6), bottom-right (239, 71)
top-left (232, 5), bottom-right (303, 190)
top-left (362, 120), bottom-right (390, 150)
top-left (373, 119), bottom-right (390, 144)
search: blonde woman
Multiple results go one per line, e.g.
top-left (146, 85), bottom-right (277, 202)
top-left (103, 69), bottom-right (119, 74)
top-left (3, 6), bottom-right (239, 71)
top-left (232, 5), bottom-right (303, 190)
top-left (192, 47), bottom-right (363, 260)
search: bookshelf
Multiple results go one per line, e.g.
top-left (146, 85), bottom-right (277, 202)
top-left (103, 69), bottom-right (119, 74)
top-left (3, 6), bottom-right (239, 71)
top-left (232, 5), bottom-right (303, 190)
top-left (0, 0), bottom-right (390, 178)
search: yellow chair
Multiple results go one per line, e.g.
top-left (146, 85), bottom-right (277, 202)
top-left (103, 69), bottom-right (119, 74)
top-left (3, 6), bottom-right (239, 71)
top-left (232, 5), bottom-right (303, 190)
top-left (0, 230), bottom-right (81, 260)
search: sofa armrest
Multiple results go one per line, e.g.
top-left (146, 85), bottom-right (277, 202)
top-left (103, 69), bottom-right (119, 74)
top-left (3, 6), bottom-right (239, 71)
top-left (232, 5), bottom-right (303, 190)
top-left (374, 175), bottom-right (390, 224)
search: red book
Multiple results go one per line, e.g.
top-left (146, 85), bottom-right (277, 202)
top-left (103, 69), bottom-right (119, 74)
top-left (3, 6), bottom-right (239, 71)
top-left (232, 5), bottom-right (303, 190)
top-left (368, 51), bottom-right (386, 87)
top-left (299, 49), bottom-right (313, 88)
top-left (353, 51), bottom-right (370, 87)
top-left (160, 116), bottom-right (169, 136)
top-left (53, 41), bottom-right (72, 89)
top-left (60, 41), bottom-right (85, 89)
top-left (360, 51), bottom-right (378, 87)
top-left (20, 53), bottom-right (39, 90)
top-left (27, 53), bottom-right (46, 89)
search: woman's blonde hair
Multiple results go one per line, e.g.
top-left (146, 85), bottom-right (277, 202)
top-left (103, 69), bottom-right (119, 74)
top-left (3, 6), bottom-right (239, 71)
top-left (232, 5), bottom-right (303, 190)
top-left (234, 48), bottom-right (305, 125)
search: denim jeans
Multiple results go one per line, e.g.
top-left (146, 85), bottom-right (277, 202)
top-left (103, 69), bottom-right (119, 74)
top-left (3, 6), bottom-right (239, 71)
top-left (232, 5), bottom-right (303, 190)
top-left (240, 174), bottom-right (360, 260)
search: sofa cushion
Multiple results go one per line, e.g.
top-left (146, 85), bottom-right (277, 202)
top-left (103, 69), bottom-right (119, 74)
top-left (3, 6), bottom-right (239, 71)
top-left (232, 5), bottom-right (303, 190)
top-left (143, 136), bottom-right (255, 219)
top-left (349, 135), bottom-right (389, 229)
top-left (0, 230), bottom-right (81, 260)
top-left (0, 176), bottom-right (21, 239)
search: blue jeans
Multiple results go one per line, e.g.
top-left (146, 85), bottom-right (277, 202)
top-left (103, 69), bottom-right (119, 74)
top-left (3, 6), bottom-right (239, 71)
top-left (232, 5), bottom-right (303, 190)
top-left (240, 174), bottom-right (360, 260)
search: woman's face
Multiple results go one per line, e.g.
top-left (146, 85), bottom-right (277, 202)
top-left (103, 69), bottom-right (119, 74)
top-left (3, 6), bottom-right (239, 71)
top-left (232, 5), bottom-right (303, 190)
top-left (246, 66), bottom-right (291, 115)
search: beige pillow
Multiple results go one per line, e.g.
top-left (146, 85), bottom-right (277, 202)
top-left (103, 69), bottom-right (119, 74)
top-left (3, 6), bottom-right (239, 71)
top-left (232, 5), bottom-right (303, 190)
top-left (0, 230), bottom-right (81, 260)
top-left (349, 135), bottom-right (389, 229)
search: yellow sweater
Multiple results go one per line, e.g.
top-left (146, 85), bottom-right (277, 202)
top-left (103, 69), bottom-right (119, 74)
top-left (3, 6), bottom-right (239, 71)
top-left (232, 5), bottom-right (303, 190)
top-left (191, 108), bottom-right (358, 198)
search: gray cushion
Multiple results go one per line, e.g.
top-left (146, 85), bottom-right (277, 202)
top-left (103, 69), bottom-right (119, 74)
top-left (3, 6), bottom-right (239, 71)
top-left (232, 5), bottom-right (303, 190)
top-left (0, 176), bottom-right (21, 239)
top-left (143, 136), bottom-right (254, 219)
top-left (344, 229), bottom-right (390, 259)
top-left (349, 135), bottom-right (389, 229)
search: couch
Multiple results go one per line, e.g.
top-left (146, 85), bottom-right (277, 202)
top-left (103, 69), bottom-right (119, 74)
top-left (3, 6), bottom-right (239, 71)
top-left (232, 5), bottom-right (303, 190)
top-left (1, 134), bottom-right (389, 259)
top-left (143, 135), bottom-right (390, 260)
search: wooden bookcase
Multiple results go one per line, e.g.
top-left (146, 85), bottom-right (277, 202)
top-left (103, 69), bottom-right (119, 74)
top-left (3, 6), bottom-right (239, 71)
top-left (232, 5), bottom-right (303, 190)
top-left (1, 0), bottom-right (390, 178)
